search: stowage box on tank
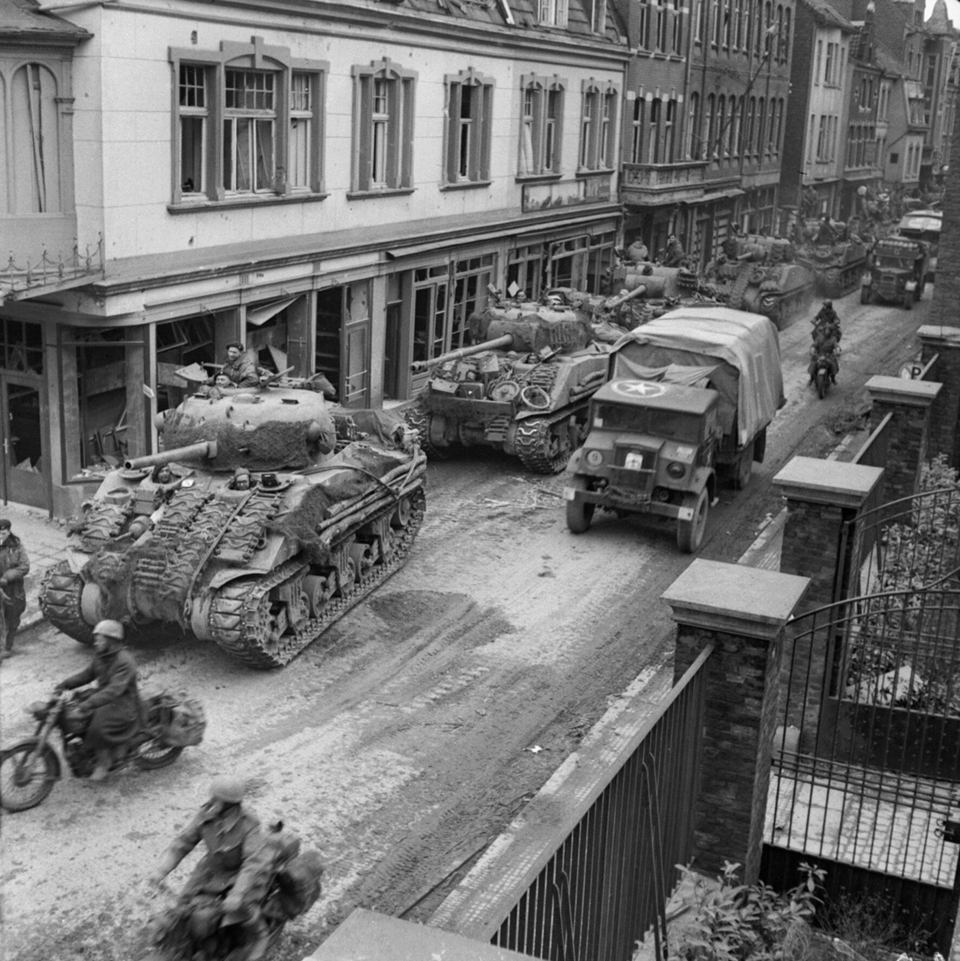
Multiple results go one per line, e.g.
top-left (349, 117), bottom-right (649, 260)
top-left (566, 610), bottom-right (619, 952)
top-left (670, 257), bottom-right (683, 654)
top-left (40, 379), bottom-right (427, 668)
top-left (404, 294), bottom-right (612, 473)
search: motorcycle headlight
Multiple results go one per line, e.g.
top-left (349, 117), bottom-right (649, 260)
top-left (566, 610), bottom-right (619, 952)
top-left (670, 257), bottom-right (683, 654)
top-left (666, 461), bottom-right (686, 479)
top-left (586, 449), bottom-right (604, 468)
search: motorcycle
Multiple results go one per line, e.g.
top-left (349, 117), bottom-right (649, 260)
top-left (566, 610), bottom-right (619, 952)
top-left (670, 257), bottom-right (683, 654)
top-left (0, 688), bottom-right (206, 812)
top-left (813, 351), bottom-right (832, 399)
top-left (146, 821), bottom-right (325, 961)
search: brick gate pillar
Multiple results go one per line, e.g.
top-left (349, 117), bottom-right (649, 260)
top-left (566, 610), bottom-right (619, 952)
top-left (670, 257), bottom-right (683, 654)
top-left (774, 457), bottom-right (885, 609)
top-left (662, 560), bottom-right (809, 883)
top-left (773, 458), bottom-right (884, 745)
top-left (864, 376), bottom-right (941, 503)
top-left (918, 325), bottom-right (960, 468)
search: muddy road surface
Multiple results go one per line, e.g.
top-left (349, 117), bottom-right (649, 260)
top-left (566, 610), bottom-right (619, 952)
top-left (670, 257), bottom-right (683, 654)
top-left (0, 292), bottom-right (930, 961)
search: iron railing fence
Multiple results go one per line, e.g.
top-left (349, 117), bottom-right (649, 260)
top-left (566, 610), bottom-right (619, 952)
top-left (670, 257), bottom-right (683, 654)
top-left (765, 587), bottom-right (960, 954)
top-left (841, 485), bottom-right (960, 604)
top-left (490, 647), bottom-right (712, 961)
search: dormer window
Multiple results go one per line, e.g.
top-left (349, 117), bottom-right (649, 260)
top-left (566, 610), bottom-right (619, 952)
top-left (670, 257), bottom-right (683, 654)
top-left (539, 0), bottom-right (569, 27)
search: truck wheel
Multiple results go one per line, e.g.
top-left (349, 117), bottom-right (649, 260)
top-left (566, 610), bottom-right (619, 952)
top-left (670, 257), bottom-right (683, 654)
top-left (565, 476), bottom-right (595, 534)
top-left (676, 489), bottom-right (708, 553)
top-left (904, 290), bottom-right (914, 310)
top-left (860, 287), bottom-right (871, 305)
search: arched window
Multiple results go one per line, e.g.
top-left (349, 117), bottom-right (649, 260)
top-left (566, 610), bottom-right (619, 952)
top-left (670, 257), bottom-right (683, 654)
top-left (11, 63), bottom-right (61, 213)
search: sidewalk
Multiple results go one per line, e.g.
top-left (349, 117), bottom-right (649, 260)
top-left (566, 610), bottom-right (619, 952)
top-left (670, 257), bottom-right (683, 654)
top-left (1, 501), bottom-right (70, 638)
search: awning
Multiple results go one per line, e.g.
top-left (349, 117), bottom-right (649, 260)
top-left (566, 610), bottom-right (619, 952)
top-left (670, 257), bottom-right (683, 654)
top-left (246, 296), bottom-right (297, 326)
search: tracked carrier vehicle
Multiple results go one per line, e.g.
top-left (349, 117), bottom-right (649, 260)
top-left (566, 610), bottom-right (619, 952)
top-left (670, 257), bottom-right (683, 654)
top-left (404, 298), bottom-right (610, 473)
top-left (797, 238), bottom-right (869, 298)
top-left (40, 381), bottom-right (427, 668)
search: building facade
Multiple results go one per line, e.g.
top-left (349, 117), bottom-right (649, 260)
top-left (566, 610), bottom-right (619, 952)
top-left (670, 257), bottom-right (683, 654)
top-left (0, 0), bottom-right (629, 518)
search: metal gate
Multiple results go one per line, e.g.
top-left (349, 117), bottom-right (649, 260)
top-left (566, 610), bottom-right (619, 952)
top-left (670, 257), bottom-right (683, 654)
top-left (763, 487), bottom-right (960, 954)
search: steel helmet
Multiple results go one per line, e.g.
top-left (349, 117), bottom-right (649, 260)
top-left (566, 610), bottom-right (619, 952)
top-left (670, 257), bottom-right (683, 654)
top-left (823, 300), bottom-right (833, 308)
top-left (93, 619), bottom-right (125, 641)
top-left (210, 776), bottom-right (247, 804)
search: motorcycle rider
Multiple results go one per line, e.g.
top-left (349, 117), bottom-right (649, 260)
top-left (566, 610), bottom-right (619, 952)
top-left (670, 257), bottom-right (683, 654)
top-left (54, 619), bottom-right (142, 780)
top-left (149, 776), bottom-right (274, 960)
top-left (809, 300), bottom-right (841, 386)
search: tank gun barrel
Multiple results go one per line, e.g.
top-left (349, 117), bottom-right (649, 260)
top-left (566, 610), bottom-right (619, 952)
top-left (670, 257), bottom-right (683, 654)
top-left (124, 441), bottom-right (219, 471)
top-left (410, 334), bottom-right (515, 373)
top-left (604, 285), bottom-right (648, 309)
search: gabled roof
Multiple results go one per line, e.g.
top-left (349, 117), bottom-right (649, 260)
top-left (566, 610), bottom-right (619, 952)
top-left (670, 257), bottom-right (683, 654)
top-left (0, 0), bottom-right (90, 42)
top-left (925, 0), bottom-right (956, 34)
top-left (803, 0), bottom-right (857, 32)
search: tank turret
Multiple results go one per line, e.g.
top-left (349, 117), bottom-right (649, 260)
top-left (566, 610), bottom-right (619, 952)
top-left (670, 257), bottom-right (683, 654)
top-left (40, 381), bottom-right (427, 669)
top-left (703, 234), bottom-right (816, 329)
top-left (404, 293), bottom-right (611, 474)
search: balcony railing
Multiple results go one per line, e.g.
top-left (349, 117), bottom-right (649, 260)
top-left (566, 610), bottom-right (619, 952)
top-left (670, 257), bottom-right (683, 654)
top-left (0, 236), bottom-right (103, 303)
top-left (622, 159), bottom-right (708, 188)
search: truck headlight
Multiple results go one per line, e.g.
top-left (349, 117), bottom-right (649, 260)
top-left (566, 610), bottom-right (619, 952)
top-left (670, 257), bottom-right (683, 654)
top-left (666, 461), bottom-right (686, 479)
top-left (586, 449), bottom-right (604, 468)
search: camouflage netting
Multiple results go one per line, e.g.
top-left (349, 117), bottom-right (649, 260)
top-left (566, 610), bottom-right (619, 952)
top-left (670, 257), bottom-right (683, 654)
top-left (331, 408), bottom-right (409, 447)
top-left (268, 444), bottom-right (414, 563)
top-left (162, 417), bottom-right (321, 471)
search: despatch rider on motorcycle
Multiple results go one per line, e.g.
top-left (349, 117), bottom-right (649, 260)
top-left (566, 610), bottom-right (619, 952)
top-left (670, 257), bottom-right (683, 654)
top-left (54, 619), bottom-right (143, 780)
top-left (808, 300), bottom-right (842, 386)
top-left (149, 777), bottom-right (275, 960)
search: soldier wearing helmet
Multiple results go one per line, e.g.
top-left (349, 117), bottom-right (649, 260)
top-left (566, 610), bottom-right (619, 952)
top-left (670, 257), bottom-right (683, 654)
top-left (149, 777), bottom-right (274, 958)
top-left (54, 619), bottom-right (142, 780)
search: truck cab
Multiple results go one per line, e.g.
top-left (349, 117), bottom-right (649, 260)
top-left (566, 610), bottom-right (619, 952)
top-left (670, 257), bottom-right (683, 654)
top-left (861, 237), bottom-right (927, 309)
top-left (564, 380), bottom-right (720, 552)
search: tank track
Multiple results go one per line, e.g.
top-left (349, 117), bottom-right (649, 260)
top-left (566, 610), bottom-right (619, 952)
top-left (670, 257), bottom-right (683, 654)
top-left (205, 487), bottom-right (426, 668)
top-left (39, 562), bottom-right (94, 645)
top-left (514, 404), bottom-right (587, 474)
top-left (403, 402), bottom-right (452, 460)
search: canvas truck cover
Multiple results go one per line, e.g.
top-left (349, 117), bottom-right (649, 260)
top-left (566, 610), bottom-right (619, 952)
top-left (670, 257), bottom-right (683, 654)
top-left (608, 307), bottom-right (784, 448)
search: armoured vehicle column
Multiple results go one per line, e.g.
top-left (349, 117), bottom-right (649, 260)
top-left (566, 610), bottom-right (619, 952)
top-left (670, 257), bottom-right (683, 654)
top-left (40, 379), bottom-right (427, 668)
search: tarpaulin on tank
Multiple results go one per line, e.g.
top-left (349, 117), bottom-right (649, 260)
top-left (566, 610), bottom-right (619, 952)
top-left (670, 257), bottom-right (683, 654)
top-left (608, 307), bottom-right (783, 448)
top-left (269, 443), bottom-right (417, 560)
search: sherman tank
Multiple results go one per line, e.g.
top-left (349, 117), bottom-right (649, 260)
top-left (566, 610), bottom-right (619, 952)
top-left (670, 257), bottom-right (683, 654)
top-left (404, 295), bottom-right (614, 473)
top-left (797, 238), bottom-right (869, 298)
top-left (703, 235), bottom-right (816, 329)
top-left (39, 378), bottom-right (427, 668)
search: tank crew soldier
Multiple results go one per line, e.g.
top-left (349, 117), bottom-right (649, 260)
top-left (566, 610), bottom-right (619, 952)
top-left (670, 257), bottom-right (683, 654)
top-left (625, 237), bottom-right (650, 263)
top-left (0, 518), bottom-right (30, 660)
top-left (150, 777), bottom-right (274, 960)
top-left (53, 620), bottom-right (142, 779)
top-left (662, 234), bottom-right (687, 267)
top-left (212, 343), bottom-right (259, 389)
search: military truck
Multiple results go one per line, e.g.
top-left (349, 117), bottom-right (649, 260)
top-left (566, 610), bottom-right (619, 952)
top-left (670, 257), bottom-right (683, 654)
top-left (404, 295), bottom-right (612, 473)
top-left (39, 379), bottom-right (427, 668)
top-left (861, 236), bottom-right (927, 309)
top-left (895, 209), bottom-right (941, 282)
top-left (563, 306), bottom-right (784, 552)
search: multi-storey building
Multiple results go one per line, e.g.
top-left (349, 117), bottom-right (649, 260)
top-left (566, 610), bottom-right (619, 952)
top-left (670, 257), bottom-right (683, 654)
top-left (919, 0), bottom-right (958, 191)
top-left (618, 0), bottom-right (795, 266)
top-left (0, 0), bottom-right (629, 518)
top-left (780, 0), bottom-right (856, 221)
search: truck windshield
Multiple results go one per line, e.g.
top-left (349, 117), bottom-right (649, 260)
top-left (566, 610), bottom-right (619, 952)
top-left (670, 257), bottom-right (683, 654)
top-left (596, 403), bottom-right (702, 442)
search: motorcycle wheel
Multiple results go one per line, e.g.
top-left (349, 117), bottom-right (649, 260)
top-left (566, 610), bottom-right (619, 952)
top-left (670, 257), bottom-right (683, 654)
top-left (135, 736), bottom-right (184, 770)
top-left (816, 369), bottom-right (828, 400)
top-left (0, 740), bottom-right (59, 812)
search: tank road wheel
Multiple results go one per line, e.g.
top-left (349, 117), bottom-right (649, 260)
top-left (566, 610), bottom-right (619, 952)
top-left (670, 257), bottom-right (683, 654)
top-left (565, 476), bottom-right (595, 534)
top-left (39, 562), bottom-right (95, 645)
top-left (403, 403), bottom-right (451, 461)
top-left (676, 488), bottom-right (709, 553)
top-left (0, 741), bottom-right (60, 812)
top-left (391, 495), bottom-right (413, 528)
top-left (515, 418), bottom-right (574, 474)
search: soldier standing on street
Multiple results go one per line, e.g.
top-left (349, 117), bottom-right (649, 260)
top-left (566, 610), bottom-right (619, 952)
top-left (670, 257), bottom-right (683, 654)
top-left (0, 518), bottom-right (30, 660)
